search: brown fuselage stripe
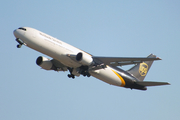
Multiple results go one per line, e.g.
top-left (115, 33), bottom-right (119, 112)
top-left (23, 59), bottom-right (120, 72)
top-left (111, 69), bottom-right (126, 87)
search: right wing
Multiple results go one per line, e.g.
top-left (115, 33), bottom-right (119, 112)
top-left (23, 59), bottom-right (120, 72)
top-left (93, 54), bottom-right (161, 66)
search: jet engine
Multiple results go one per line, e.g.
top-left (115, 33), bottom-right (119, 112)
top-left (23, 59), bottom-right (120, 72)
top-left (36, 56), bottom-right (54, 70)
top-left (76, 52), bottom-right (93, 66)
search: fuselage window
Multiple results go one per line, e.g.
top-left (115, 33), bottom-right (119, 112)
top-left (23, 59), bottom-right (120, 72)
top-left (18, 27), bottom-right (26, 31)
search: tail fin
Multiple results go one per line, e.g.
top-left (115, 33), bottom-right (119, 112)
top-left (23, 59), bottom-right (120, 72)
top-left (128, 54), bottom-right (157, 81)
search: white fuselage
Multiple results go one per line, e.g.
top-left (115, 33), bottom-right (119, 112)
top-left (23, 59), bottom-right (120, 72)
top-left (13, 27), bottom-right (126, 87)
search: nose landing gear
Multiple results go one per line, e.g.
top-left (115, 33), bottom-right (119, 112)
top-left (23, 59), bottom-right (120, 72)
top-left (16, 38), bottom-right (24, 48)
top-left (17, 44), bottom-right (22, 48)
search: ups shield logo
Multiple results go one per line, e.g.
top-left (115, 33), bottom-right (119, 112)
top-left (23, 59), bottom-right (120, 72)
top-left (139, 62), bottom-right (148, 76)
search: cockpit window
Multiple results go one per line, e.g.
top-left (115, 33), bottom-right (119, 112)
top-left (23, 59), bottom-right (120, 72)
top-left (18, 27), bottom-right (26, 31)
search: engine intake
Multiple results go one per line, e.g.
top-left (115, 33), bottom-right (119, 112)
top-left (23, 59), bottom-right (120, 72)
top-left (76, 52), bottom-right (93, 66)
top-left (36, 56), bottom-right (53, 70)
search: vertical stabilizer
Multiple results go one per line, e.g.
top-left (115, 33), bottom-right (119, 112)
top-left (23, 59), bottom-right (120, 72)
top-left (128, 54), bottom-right (156, 81)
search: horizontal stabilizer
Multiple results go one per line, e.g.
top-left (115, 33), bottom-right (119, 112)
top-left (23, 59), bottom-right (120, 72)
top-left (136, 81), bottom-right (170, 86)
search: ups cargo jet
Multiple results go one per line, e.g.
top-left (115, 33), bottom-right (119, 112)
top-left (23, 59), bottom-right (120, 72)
top-left (13, 27), bottom-right (170, 90)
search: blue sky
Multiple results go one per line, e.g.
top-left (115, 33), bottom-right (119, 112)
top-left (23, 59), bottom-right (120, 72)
top-left (1, 0), bottom-right (180, 120)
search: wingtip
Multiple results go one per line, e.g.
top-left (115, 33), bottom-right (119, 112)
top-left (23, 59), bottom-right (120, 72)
top-left (167, 82), bottom-right (171, 85)
top-left (157, 57), bottom-right (162, 60)
top-left (149, 53), bottom-right (162, 60)
top-left (161, 82), bottom-right (170, 85)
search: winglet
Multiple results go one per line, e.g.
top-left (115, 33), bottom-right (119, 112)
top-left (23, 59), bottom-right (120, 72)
top-left (149, 53), bottom-right (162, 60)
top-left (156, 57), bottom-right (162, 60)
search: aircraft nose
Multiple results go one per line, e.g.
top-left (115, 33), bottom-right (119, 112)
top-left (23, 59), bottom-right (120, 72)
top-left (13, 29), bottom-right (18, 38)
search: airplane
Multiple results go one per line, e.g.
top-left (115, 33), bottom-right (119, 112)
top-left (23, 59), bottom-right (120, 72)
top-left (13, 27), bottom-right (170, 90)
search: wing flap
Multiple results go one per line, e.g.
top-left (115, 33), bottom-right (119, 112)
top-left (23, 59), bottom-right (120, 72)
top-left (51, 59), bottom-right (68, 71)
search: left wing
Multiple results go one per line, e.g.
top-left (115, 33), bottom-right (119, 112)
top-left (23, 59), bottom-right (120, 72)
top-left (51, 59), bottom-right (68, 71)
top-left (93, 54), bottom-right (161, 66)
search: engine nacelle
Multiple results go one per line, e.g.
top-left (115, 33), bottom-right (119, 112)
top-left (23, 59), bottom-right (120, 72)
top-left (36, 56), bottom-right (53, 70)
top-left (76, 52), bottom-right (93, 66)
